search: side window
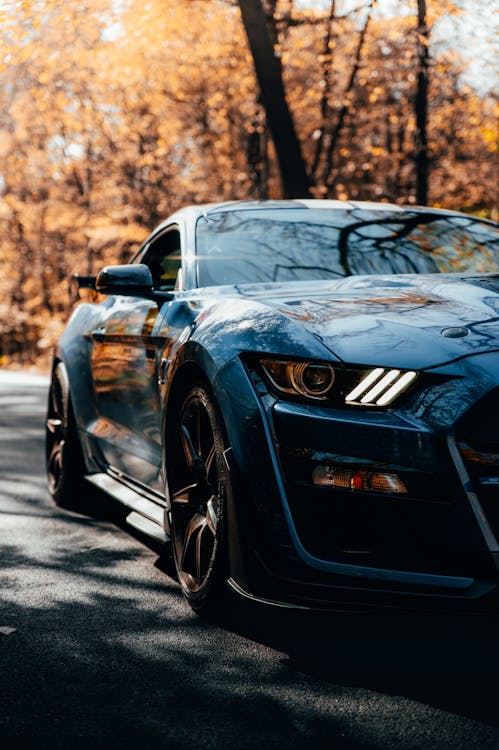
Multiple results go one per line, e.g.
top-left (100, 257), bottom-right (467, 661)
top-left (142, 228), bottom-right (182, 291)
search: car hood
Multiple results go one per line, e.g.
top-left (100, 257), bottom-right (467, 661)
top-left (235, 274), bottom-right (499, 370)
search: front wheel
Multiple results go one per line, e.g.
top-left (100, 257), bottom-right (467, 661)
top-left (168, 385), bottom-right (230, 614)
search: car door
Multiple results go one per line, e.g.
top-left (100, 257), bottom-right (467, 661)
top-left (89, 225), bottom-right (182, 491)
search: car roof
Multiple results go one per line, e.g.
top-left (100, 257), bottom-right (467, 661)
top-left (153, 199), bottom-right (495, 235)
top-left (202, 199), bottom-right (402, 213)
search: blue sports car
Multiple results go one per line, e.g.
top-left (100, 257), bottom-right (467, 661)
top-left (46, 200), bottom-right (499, 613)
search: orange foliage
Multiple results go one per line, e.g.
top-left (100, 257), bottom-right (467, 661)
top-left (0, 0), bottom-right (496, 364)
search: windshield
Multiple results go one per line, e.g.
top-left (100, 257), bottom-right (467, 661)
top-left (195, 208), bottom-right (499, 287)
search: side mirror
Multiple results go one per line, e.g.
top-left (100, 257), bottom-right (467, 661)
top-left (72, 273), bottom-right (97, 290)
top-left (95, 264), bottom-right (154, 297)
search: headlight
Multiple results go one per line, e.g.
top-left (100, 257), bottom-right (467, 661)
top-left (260, 359), bottom-right (335, 400)
top-left (258, 358), bottom-right (418, 407)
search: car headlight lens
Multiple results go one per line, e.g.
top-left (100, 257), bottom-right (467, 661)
top-left (291, 362), bottom-right (335, 397)
top-left (258, 358), bottom-right (418, 407)
top-left (260, 359), bottom-right (335, 400)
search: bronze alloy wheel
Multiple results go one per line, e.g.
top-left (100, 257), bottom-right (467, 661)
top-left (169, 385), bottom-right (228, 612)
top-left (46, 365), bottom-right (68, 498)
top-left (45, 362), bottom-right (86, 509)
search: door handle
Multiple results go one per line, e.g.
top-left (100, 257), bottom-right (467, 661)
top-left (91, 327), bottom-right (105, 342)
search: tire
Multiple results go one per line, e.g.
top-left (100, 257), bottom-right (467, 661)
top-left (168, 384), bottom-right (230, 614)
top-left (45, 362), bottom-right (88, 511)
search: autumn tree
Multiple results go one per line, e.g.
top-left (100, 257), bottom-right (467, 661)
top-left (0, 0), bottom-right (496, 365)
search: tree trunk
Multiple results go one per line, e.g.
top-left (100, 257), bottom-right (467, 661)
top-left (323, 1), bottom-right (373, 190)
top-left (311, 0), bottom-right (337, 178)
top-left (238, 0), bottom-right (312, 198)
top-left (415, 0), bottom-right (429, 205)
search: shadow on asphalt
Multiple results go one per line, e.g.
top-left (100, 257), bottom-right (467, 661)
top-left (2, 375), bottom-right (499, 748)
top-left (211, 598), bottom-right (499, 729)
top-left (100, 501), bottom-right (499, 736)
top-left (3, 518), bottom-right (499, 750)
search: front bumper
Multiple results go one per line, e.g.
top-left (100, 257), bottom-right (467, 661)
top-left (218, 352), bottom-right (499, 612)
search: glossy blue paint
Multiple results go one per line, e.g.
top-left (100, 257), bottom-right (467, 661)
top-left (52, 201), bottom-right (499, 611)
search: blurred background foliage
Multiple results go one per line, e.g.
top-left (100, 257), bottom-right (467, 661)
top-left (0, 0), bottom-right (497, 366)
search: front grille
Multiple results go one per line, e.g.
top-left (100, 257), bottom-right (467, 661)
top-left (457, 387), bottom-right (499, 543)
top-left (458, 387), bottom-right (499, 454)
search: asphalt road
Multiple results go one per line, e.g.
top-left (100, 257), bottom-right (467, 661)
top-left (1, 370), bottom-right (499, 750)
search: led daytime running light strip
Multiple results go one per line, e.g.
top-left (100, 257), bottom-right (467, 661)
top-left (345, 368), bottom-right (417, 406)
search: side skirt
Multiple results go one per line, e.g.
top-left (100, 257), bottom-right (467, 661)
top-left (85, 472), bottom-right (170, 544)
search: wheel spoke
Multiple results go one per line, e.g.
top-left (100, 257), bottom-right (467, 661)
top-left (180, 424), bottom-right (202, 471)
top-left (46, 417), bottom-right (63, 434)
top-left (196, 521), bottom-right (213, 582)
top-left (51, 381), bottom-right (64, 419)
top-left (180, 512), bottom-right (206, 573)
top-left (48, 440), bottom-right (63, 464)
top-left (172, 482), bottom-right (200, 505)
top-left (47, 440), bottom-right (64, 481)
